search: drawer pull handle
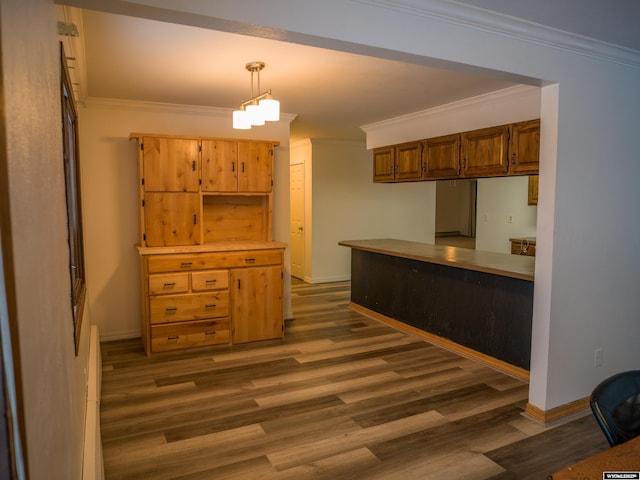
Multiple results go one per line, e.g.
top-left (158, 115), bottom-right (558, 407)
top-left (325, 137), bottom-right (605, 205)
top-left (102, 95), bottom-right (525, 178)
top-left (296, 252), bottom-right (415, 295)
top-left (205, 331), bottom-right (216, 336)
top-left (205, 304), bottom-right (217, 309)
top-left (244, 258), bottom-right (256, 264)
top-left (180, 262), bottom-right (192, 268)
top-left (163, 282), bottom-right (176, 288)
top-left (167, 336), bottom-right (179, 341)
top-left (205, 279), bottom-right (217, 284)
top-left (165, 307), bottom-right (178, 312)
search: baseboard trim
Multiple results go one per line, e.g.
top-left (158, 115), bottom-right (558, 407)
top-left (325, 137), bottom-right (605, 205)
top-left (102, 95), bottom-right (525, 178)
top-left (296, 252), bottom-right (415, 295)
top-left (99, 330), bottom-right (141, 342)
top-left (523, 398), bottom-right (591, 426)
top-left (349, 302), bottom-right (530, 382)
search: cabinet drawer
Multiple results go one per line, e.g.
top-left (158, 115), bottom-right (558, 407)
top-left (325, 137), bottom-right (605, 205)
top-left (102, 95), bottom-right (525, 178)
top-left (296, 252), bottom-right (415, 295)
top-left (148, 273), bottom-right (189, 295)
top-left (151, 318), bottom-right (229, 352)
top-left (221, 250), bottom-right (283, 268)
top-left (150, 292), bottom-right (229, 323)
top-left (191, 270), bottom-right (228, 291)
top-left (147, 250), bottom-right (283, 273)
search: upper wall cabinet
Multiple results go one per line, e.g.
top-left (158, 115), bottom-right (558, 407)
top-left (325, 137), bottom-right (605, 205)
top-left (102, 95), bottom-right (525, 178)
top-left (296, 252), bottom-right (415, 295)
top-left (373, 141), bottom-right (423, 182)
top-left (373, 146), bottom-right (395, 182)
top-left (509, 119), bottom-right (541, 175)
top-left (461, 124), bottom-right (510, 177)
top-left (373, 119), bottom-right (540, 183)
top-left (423, 133), bottom-right (461, 179)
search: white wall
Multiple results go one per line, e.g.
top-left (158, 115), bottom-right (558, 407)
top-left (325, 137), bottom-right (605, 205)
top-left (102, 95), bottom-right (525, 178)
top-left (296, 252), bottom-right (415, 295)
top-left (79, 99), bottom-right (293, 339)
top-left (292, 139), bottom-right (435, 283)
top-left (0, 0), bottom-right (92, 477)
top-left (476, 176), bottom-right (537, 253)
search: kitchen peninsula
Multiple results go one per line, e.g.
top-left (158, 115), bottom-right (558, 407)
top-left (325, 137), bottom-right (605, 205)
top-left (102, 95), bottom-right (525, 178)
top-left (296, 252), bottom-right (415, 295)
top-left (339, 239), bottom-right (535, 379)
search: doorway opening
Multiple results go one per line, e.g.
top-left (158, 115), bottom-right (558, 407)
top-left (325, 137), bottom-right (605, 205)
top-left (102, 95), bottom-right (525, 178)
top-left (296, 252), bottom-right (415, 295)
top-left (435, 179), bottom-right (477, 250)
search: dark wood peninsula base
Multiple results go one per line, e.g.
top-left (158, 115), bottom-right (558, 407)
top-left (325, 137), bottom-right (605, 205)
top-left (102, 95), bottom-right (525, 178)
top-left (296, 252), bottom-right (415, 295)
top-left (339, 239), bottom-right (535, 380)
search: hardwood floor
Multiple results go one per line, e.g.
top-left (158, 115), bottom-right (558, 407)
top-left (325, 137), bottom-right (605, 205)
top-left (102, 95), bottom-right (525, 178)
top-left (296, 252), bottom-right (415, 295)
top-left (100, 279), bottom-right (608, 479)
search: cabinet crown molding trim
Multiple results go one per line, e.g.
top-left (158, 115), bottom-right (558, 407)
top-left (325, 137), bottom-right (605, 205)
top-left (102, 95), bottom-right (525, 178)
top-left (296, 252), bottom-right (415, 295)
top-left (355, 0), bottom-right (640, 67)
top-left (362, 85), bottom-right (539, 148)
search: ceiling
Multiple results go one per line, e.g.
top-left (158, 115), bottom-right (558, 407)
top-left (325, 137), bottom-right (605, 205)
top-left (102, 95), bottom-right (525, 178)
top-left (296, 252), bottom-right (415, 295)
top-left (60, 1), bottom-right (640, 141)
top-left (455, 0), bottom-right (640, 52)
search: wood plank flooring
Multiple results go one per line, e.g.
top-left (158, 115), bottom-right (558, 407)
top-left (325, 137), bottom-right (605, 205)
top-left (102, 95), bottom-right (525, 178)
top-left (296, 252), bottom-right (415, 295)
top-left (100, 279), bottom-right (609, 479)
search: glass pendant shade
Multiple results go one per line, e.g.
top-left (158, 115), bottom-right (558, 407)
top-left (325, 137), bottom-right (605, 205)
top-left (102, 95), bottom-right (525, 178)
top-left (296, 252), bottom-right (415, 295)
top-left (246, 103), bottom-right (265, 126)
top-left (233, 109), bottom-right (251, 130)
top-left (232, 61), bottom-right (279, 129)
top-left (259, 97), bottom-right (280, 121)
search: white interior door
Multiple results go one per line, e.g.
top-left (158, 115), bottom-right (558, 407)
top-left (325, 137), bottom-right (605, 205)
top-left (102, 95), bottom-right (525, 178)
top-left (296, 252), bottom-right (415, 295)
top-left (290, 164), bottom-right (305, 280)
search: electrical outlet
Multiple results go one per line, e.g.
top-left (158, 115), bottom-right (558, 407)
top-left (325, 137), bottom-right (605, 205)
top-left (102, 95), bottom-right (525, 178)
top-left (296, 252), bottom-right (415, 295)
top-left (508, 215), bottom-right (513, 224)
top-left (594, 348), bottom-right (604, 368)
top-left (483, 214), bottom-right (489, 222)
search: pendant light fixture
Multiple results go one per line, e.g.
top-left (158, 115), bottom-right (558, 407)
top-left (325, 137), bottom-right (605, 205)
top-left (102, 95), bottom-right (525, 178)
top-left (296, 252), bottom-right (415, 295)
top-left (233, 61), bottom-right (280, 130)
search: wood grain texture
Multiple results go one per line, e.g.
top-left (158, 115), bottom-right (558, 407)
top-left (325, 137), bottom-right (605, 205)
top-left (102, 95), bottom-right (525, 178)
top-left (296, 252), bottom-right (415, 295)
top-left (101, 279), bottom-right (608, 479)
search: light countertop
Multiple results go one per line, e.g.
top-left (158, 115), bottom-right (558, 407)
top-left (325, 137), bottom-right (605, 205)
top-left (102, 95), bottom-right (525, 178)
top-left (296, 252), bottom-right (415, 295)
top-left (339, 238), bottom-right (534, 281)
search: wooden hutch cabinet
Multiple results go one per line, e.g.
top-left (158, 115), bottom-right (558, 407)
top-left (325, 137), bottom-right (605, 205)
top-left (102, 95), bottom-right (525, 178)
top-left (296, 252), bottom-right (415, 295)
top-left (132, 133), bottom-right (286, 356)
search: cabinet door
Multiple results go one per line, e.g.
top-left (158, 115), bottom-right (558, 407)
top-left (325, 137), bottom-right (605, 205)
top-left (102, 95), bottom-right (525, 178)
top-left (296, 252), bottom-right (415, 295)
top-left (423, 134), bottom-right (461, 179)
top-left (237, 142), bottom-right (273, 192)
top-left (144, 192), bottom-right (200, 246)
top-left (528, 175), bottom-right (539, 205)
top-left (461, 125), bottom-right (509, 177)
top-left (142, 137), bottom-right (200, 192)
top-left (509, 119), bottom-right (540, 175)
top-left (201, 139), bottom-right (237, 192)
top-left (395, 141), bottom-right (423, 181)
top-left (231, 265), bottom-right (283, 344)
top-left (373, 146), bottom-right (394, 182)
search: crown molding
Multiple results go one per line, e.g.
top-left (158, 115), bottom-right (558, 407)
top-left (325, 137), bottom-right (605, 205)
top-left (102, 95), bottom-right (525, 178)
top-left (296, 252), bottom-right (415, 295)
top-left (361, 84), bottom-right (537, 132)
top-left (83, 97), bottom-right (297, 122)
top-left (353, 0), bottom-right (640, 68)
